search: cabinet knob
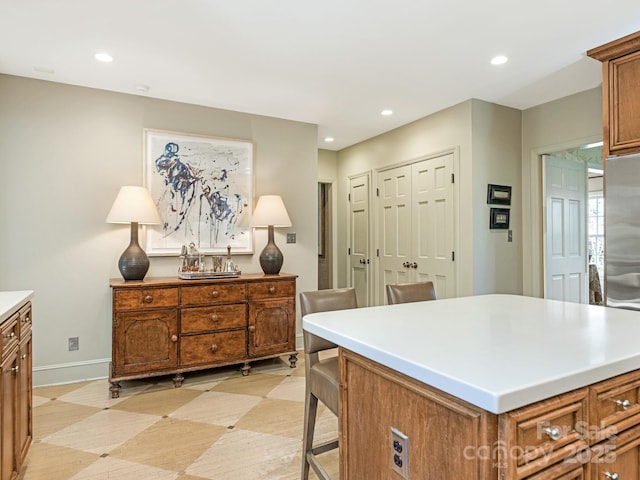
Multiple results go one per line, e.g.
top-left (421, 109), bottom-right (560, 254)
top-left (211, 290), bottom-right (219, 298)
top-left (143, 295), bottom-right (153, 304)
top-left (11, 366), bottom-right (19, 373)
top-left (615, 399), bottom-right (631, 409)
top-left (4, 332), bottom-right (15, 339)
top-left (248, 325), bottom-right (256, 333)
top-left (20, 354), bottom-right (26, 360)
top-left (22, 315), bottom-right (30, 323)
top-left (544, 427), bottom-right (561, 441)
top-left (268, 286), bottom-right (276, 294)
top-left (210, 314), bottom-right (219, 322)
top-left (211, 344), bottom-right (218, 352)
top-left (171, 335), bottom-right (178, 342)
top-left (604, 473), bottom-right (619, 480)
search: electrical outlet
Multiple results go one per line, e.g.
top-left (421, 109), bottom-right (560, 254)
top-left (68, 337), bottom-right (79, 351)
top-left (391, 427), bottom-right (409, 478)
top-left (286, 232), bottom-right (296, 244)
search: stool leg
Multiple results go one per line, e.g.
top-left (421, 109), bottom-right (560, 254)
top-left (302, 390), bottom-right (319, 480)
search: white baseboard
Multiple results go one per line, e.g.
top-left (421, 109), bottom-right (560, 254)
top-left (33, 358), bottom-right (110, 388)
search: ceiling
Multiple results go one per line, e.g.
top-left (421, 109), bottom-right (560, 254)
top-left (2, 1), bottom-right (639, 151)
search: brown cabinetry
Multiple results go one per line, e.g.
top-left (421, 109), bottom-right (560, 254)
top-left (339, 349), bottom-right (640, 480)
top-left (0, 300), bottom-right (32, 480)
top-left (588, 31), bottom-right (640, 158)
top-left (110, 274), bottom-right (297, 398)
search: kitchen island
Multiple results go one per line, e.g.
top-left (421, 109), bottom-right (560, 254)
top-left (303, 294), bottom-right (640, 479)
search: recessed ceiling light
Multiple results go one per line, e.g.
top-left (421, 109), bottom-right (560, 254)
top-left (381, 109), bottom-right (393, 116)
top-left (324, 137), bottom-right (334, 143)
top-left (33, 66), bottom-right (54, 74)
top-left (95, 52), bottom-right (113, 63)
top-left (491, 55), bottom-right (508, 65)
top-left (134, 84), bottom-right (150, 93)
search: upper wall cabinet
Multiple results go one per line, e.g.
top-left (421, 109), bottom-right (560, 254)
top-left (588, 30), bottom-right (640, 158)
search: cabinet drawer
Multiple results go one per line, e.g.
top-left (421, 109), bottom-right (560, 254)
top-left (180, 330), bottom-right (246, 367)
top-left (1, 314), bottom-right (19, 354)
top-left (589, 369), bottom-right (640, 443)
top-left (18, 304), bottom-right (32, 339)
top-left (181, 283), bottom-right (246, 306)
top-left (247, 280), bottom-right (295, 300)
top-left (114, 287), bottom-right (179, 311)
top-left (499, 388), bottom-right (588, 478)
top-left (181, 304), bottom-right (247, 334)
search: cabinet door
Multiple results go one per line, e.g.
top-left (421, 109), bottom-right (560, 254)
top-left (609, 51), bottom-right (640, 154)
top-left (248, 298), bottom-right (295, 357)
top-left (16, 336), bottom-right (31, 469)
top-left (1, 349), bottom-right (18, 480)
top-left (591, 430), bottom-right (640, 480)
top-left (114, 310), bottom-right (178, 375)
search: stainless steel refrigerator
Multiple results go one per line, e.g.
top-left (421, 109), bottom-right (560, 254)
top-left (605, 153), bottom-right (640, 309)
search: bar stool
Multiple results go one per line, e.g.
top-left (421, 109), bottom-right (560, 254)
top-left (299, 288), bottom-right (358, 480)
top-left (386, 281), bottom-right (436, 305)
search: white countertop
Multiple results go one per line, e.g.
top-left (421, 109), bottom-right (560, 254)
top-left (302, 294), bottom-right (640, 414)
top-left (0, 291), bottom-right (34, 324)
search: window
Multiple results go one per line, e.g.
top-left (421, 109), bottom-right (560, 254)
top-left (588, 192), bottom-right (605, 278)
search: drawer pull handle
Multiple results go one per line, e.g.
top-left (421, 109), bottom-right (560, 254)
top-left (248, 325), bottom-right (256, 333)
top-left (171, 335), bottom-right (178, 343)
top-left (544, 427), bottom-right (561, 441)
top-left (210, 314), bottom-right (219, 322)
top-left (615, 399), bottom-right (631, 409)
top-left (268, 286), bottom-right (276, 294)
top-left (211, 344), bottom-right (218, 352)
top-left (143, 295), bottom-right (153, 304)
top-left (604, 473), bottom-right (619, 480)
top-left (211, 290), bottom-right (219, 298)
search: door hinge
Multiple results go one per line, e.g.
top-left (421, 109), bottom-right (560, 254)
top-left (348, 247), bottom-right (351, 255)
top-left (348, 193), bottom-right (351, 201)
top-left (451, 173), bottom-right (455, 183)
top-left (376, 187), bottom-right (380, 197)
top-left (452, 251), bottom-right (455, 261)
top-left (376, 248), bottom-right (379, 257)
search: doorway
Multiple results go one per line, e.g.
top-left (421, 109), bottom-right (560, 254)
top-left (542, 143), bottom-right (603, 304)
top-left (318, 182), bottom-right (333, 290)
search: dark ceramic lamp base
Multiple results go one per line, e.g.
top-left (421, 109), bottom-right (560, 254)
top-left (259, 225), bottom-right (283, 275)
top-left (118, 222), bottom-right (150, 281)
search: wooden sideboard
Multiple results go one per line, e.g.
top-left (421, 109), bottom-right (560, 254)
top-left (588, 30), bottom-right (640, 158)
top-left (109, 274), bottom-right (297, 398)
top-left (0, 296), bottom-right (32, 480)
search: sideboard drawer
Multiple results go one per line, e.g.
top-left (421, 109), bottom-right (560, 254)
top-left (181, 304), bottom-right (247, 334)
top-left (589, 369), bottom-right (640, 443)
top-left (182, 283), bottom-right (246, 306)
top-left (180, 330), bottom-right (246, 367)
top-left (247, 280), bottom-right (295, 300)
top-left (114, 287), bottom-right (179, 311)
top-left (18, 304), bottom-right (32, 339)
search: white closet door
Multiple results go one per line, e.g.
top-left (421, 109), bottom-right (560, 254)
top-left (348, 173), bottom-right (371, 307)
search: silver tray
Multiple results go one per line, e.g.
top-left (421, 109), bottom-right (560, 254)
top-left (178, 271), bottom-right (241, 280)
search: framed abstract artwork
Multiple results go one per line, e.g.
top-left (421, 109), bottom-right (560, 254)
top-left (487, 184), bottom-right (512, 205)
top-left (489, 208), bottom-right (510, 229)
top-left (143, 129), bottom-right (254, 255)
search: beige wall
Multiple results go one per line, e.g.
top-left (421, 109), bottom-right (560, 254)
top-left (521, 87), bottom-right (602, 297)
top-left (335, 99), bottom-right (523, 298)
top-left (0, 74), bottom-right (318, 386)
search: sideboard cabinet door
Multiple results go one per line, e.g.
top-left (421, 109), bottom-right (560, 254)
top-left (248, 298), bottom-right (295, 357)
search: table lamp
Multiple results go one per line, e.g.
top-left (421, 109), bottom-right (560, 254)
top-left (250, 195), bottom-right (292, 275)
top-left (106, 186), bottom-right (161, 281)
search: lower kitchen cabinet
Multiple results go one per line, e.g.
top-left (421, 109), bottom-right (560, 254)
top-left (109, 274), bottom-right (297, 398)
top-left (0, 297), bottom-right (32, 480)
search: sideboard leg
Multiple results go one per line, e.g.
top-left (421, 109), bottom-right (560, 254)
top-left (172, 373), bottom-right (184, 388)
top-left (241, 362), bottom-right (251, 376)
top-left (109, 382), bottom-right (121, 399)
top-left (289, 353), bottom-right (298, 368)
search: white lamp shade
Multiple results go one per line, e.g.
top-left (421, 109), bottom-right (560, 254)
top-left (250, 195), bottom-right (292, 227)
top-left (106, 186), bottom-right (161, 224)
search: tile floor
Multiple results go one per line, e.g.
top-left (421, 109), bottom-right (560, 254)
top-left (20, 356), bottom-right (339, 480)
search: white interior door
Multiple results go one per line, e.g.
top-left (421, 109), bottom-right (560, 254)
top-left (377, 153), bottom-right (455, 303)
top-left (412, 154), bottom-right (455, 298)
top-left (543, 154), bottom-right (587, 303)
top-left (378, 165), bottom-right (412, 302)
top-left (348, 173), bottom-right (370, 307)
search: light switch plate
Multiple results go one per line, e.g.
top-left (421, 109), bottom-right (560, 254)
top-left (286, 233), bottom-right (296, 244)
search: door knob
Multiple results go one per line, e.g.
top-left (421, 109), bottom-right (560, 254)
top-left (360, 259), bottom-right (366, 264)
top-left (411, 262), bottom-right (418, 268)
